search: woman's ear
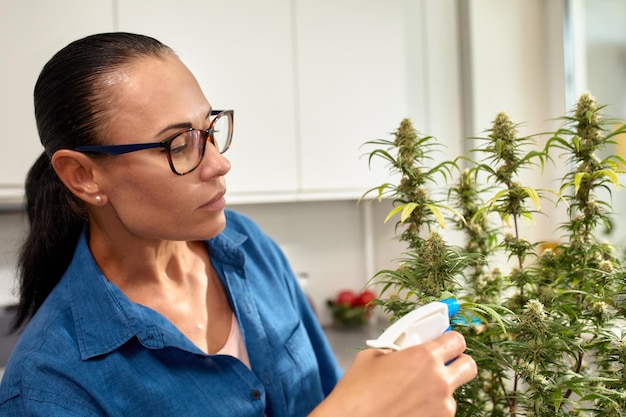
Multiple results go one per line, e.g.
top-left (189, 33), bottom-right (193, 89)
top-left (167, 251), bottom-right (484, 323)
top-left (51, 150), bottom-right (105, 205)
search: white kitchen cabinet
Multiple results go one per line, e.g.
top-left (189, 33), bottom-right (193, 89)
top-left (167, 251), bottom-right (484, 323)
top-left (1, 0), bottom-right (462, 206)
top-left (294, 0), bottom-right (420, 197)
top-left (294, 0), bottom-right (463, 199)
top-left (0, 0), bottom-right (115, 207)
top-left (117, 0), bottom-right (300, 201)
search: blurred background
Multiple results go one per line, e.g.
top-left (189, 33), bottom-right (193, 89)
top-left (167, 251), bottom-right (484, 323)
top-left (1, 1), bottom-right (625, 367)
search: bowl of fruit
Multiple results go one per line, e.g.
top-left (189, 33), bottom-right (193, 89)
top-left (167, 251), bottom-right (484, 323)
top-left (326, 289), bottom-right (377, 329)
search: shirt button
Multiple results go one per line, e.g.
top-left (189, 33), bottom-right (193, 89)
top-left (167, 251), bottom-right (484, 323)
top-left (251, 389), bottom-right (262, 400)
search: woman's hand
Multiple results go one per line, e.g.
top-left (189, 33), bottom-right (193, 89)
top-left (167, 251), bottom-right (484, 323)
top-left (311, 331), bottom-right (476, 417)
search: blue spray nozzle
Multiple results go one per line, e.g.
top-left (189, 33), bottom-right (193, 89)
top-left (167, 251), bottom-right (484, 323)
top-left (439, 298), bottom-right (460, 317)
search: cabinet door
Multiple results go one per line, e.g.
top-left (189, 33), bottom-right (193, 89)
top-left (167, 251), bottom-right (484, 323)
top-left (293, 0), bottom-right (424, 197)
top-left (0, 0), bottom-right (114, 206)
top-left (117, 0), bottom-right (299, 201)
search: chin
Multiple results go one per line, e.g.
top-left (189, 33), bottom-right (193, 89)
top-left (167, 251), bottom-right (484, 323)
top-left (196, 211), bottom-right (227, 240)
top-left (156, 210), bottom-right (227, 242)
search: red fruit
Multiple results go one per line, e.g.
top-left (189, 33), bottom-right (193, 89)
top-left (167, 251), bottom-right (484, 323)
top-left (335, 290), bottom-right (357, 306)
top-left (354, 290), bottom-right (376, 307)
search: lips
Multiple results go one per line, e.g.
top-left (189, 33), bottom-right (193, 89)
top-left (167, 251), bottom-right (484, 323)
top-left (200, 190), bottom-right (226, 210)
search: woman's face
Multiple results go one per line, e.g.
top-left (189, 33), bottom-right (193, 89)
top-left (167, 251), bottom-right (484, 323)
top-left (91, 54), bottom-right (231, 243)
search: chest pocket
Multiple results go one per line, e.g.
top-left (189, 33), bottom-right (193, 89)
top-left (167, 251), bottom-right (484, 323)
top-left (278, 321), bottom-right (324, 415)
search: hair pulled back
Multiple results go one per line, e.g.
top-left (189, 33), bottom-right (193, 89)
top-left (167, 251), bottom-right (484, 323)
top-left (14, 32), bottom-right (174, 331)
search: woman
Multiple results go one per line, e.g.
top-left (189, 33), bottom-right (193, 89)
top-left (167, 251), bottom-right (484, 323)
top-left (0, 32), bottom-right (476, 416)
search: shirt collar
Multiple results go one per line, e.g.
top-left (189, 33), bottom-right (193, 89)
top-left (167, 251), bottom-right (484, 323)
top-left (207, 214), bottom-right (248, 268)
top-left (68, 214), bottom-right (249, 360)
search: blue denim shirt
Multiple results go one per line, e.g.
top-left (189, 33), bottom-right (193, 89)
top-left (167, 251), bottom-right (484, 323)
top-left (0, 210), bottom-right (342, 416)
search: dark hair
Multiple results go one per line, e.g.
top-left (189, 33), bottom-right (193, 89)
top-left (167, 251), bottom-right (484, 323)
top-left (13, 32), bottom-right (174, 331)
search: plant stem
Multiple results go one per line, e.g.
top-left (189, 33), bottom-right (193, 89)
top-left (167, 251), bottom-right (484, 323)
top-left (563, 351), bottom-right (584, 400)
top-left (510, 363), bottom-right (519, 417)
top-left (497, 374), bottom-right (515, 413)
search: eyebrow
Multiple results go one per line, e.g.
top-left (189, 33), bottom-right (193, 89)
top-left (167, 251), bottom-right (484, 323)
top-left (155, 108), bottom-right (213, 137)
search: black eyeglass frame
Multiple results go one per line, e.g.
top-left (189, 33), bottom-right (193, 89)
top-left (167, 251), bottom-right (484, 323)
top-left (74, 109), bottom-right (233, 175)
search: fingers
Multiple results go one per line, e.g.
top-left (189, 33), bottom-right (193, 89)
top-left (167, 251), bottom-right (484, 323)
top-left (361, 330), bottom-right (477, 390)
top-left (447, 353), bottom-right (478, 387)
top-left (423, 331), bottom-right (477, 388)
top-left (403, 331), bottom-right (477, 389)
top-left (423, 330), bottom-right (467, 363)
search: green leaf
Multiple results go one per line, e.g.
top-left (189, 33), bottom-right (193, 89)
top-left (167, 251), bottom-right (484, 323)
top-left (574, 172), bottom-right (586, 195)
top-left (522, 186), bottom-right (541, 211)
top-left (384, 203), bottom-right (419, 224)
top-left (597, 168), bottom-right (619, 190)
top-left (461, 302), bottom-right (514, 334)
top-left (376, 185), bottom-right (387, 201)
top-left (425, 203), bottom-right (446, 228)
top-left (520, 211), bottom-right (535, 225)
top-left (400, 202), bottom-right (418, 223)
top-left (495, 138), bottom-right (503, 158)
top-left (489, 189), bottom-right (510, 209)
top-left (358, 183), bottom-right (398, 204)
top-left (552, 389), bottom-right (562, 413)
top-left (384, 205), bottom-right (406, 223)
top-left (445, 205), bottom-right (467, 226)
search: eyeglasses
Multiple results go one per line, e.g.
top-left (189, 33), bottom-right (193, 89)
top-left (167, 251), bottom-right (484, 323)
top-left (74, 110), bottom-right (234, 175)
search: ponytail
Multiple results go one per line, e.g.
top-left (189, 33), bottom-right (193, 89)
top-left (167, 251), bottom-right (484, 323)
top-left (12, 153), bottom-right (86, 332)
top-left (12, 32), bottom-right (174, 332)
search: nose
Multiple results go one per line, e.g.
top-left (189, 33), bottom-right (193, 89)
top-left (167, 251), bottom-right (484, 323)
top-left (198, 143), bottom-right (231, 179)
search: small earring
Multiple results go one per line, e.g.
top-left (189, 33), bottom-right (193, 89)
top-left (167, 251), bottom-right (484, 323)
top-left (95, 195), bottom-right (102, 203)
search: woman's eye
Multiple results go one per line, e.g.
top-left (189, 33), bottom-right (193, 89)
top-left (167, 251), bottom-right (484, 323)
top-left (170, 143), bottom-right (189, 156)
top-left (169, 132), bottom-right (192, 156)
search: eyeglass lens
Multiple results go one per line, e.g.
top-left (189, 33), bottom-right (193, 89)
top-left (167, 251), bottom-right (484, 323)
top-left (168, 111), bottom-right (232, 175)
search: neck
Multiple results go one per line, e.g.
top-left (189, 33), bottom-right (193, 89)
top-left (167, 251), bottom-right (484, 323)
top-left (88, 224), bottom-right (209, 291)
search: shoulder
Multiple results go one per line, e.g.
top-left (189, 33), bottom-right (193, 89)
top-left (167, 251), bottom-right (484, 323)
top-left (0, 307), bottom-right (86, 412)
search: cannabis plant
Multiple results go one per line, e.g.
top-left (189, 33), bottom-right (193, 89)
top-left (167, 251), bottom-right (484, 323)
top-left (363, 93), bottom-right (626, 416)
